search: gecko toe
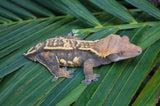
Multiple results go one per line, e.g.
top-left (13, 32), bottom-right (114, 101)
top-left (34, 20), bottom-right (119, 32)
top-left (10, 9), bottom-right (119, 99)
top-left (95, 74), bottom-right (100, 77)
top-left (81, 80), bottom-right (91, 85)
top-left (93, 78), bottom-right (98, 82)
top-left (69, 69), bottom-right (75, 74)
top-left (81, 74), bottom-right (100, 85)
top-left (67, 75), bottom-right (74, 78)
top-left (52, 77), bottom-right (58, 82)
top-left (62, 66), bottom-right (67, 70)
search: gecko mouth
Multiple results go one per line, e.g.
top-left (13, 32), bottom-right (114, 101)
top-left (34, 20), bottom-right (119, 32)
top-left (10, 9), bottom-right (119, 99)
top-left (23, 53), bottom-right (37, 62)
top-left (112, 51), bottom-right (142, 62)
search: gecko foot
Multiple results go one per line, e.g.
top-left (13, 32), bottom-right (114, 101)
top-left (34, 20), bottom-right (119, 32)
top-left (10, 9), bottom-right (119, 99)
top-left (66, 69), bottom-right (75, 79)
top-left (51, 68), bottom-right (75, 82)
top-left (81, 74), bottom-right (100, 85)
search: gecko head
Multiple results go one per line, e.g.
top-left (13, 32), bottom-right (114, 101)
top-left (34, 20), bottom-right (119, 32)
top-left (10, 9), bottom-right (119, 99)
top-left (94, 34), bottom-right (142, 59)
top-left (23, 43), bottom-right (43, 61)
top-left (110, 35), bottom-right (142, 62)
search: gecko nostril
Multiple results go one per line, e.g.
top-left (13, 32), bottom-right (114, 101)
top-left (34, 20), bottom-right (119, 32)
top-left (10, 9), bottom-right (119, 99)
top-left (137, 48), bottom-right (142, 54)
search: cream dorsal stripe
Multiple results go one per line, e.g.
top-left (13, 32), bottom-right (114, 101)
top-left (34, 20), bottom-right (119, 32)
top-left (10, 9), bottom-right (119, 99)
top-left (43, 34), bottom-right (121, 57)
top-left (44, 38), bottom-right (98, 50)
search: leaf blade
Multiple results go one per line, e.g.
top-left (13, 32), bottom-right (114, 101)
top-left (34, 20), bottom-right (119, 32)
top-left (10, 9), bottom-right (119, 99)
top-left (126, 0), bottom-right (160, 19)
top-left (51, 0), bottom-right (101, 26)
top-left (90, 0), bottom-right (137, 23)
top-left (133, 68), bottom-right (160, 105)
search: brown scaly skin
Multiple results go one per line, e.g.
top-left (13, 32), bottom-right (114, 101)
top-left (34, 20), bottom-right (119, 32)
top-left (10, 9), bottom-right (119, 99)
top-left (24, 33), bottom-right (142, 85)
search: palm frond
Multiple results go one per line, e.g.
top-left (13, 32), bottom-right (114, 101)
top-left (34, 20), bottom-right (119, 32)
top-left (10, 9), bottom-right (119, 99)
top-left (0, 0), bottom-right (160, 105)
top-left (133, 67), bottom-right (160, 105)
top-left (126, 0), bottom-right (160, 19)
top-left (90, 0), bottom-right (137, 23)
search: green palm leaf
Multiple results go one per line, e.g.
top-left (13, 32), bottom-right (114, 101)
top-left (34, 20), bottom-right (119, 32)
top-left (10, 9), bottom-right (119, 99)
top-left (0, 0), bottom-right (35, 19)
top-left (90, 0), bottom-right (137, 23)
top-left (50, 0), bottom-right (101, 26)
top-left (0, 0), bottom-right (160, 106)
top-left (126, 0), bottom-right (160, 19)
top-left (12, 0), bottom-right (54, 16)
top-left (133, 68), bottom-right (160, 105)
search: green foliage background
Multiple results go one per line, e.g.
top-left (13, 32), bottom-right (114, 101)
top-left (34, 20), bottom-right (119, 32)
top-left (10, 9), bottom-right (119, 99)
top-left (0, 0), bottom-right (160, 106)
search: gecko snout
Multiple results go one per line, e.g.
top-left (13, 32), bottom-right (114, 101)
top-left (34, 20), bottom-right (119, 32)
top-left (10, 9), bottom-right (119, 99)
top-left (137, 47), bottom-right (142, 55)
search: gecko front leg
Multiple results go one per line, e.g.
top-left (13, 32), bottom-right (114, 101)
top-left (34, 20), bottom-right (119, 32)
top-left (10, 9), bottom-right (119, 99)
top-left (36, 52), bottom-right (74, 82)
top-left (81, 59), bottom-right (100, 85)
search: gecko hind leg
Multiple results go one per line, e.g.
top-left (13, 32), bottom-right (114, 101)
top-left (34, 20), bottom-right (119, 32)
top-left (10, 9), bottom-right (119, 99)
top-left (36, 52), bottom-right (74, 82)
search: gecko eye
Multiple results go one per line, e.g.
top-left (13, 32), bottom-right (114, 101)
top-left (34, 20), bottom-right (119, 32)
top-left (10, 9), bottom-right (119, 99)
top-left (138, 51), bottom-right (141, 54)
top-left (119, 51), bottom-right (125, 56)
